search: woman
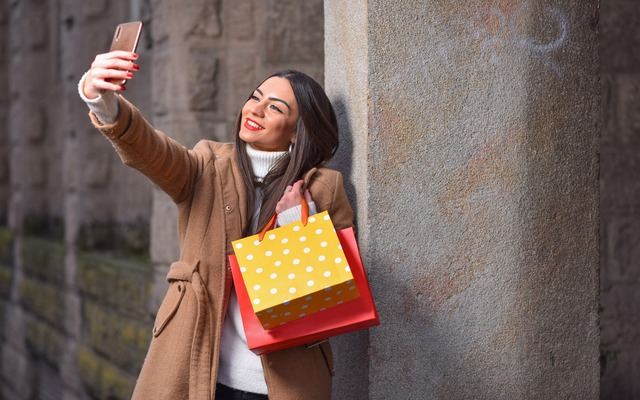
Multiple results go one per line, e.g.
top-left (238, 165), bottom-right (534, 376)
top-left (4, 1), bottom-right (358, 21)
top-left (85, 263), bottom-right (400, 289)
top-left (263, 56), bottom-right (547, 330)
top-left (79, 50), bottom-right (354, 399)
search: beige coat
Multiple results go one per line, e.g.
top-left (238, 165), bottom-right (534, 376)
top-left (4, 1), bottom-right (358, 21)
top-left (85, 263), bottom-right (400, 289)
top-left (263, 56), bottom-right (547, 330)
top-left (89, 96), bottom-right (354, 400)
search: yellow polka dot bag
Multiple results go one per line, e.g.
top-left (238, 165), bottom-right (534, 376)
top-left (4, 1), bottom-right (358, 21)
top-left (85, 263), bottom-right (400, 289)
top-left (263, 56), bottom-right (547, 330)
top-left (229, 199), bottom-right (380, 354)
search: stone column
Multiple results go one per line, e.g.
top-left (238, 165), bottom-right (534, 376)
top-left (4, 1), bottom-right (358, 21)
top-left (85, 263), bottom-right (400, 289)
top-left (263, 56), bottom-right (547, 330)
top-left (325, 1), bottom-right (600, 399)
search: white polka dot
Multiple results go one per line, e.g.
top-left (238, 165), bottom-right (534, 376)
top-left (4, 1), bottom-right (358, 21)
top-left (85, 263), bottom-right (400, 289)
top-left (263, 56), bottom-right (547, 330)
top-left (345, 266), bottom-right (351, 272)
top-left (246, 254), bottom-right (254, 260)
top-left (266, 308), bottom-right (274, 313)
top-left (299, 236), bottom-right (307, 242)
top-left (256, 268), bottom-right (263, 274)
top-left (318, 255), bottom-right (326, 262)
top-left (346, 280), bottom-right (353, 284)
top-left (349, 285), bottom-right (356, 290)
top-left (324, 214), bottom-right (330, 221)
top-left (235, 243), bottom-right (243, 249)
top-left (323, 271), bottom-right (331, 277)
top-left (303, 247), bottom-right (311, 253)
top-left (320, 242), bottom-right (328, 247)
top-left (283, 249), bottom-right (290, 255)
top-left (240, 267), bottom-right (247, 273)
top-left (335, 257), bottom-right (342, 264)
top-left (274, 261), bottom-right (282, 267)
top-left (253, 299), bottom-right (261, 305)
top-left (268, 234), bottom-right (276, 240)
top-left (301, 305), bottom-right (309, 310)
top-left (299, 313), bottom-right (306, 317)
top-left (253, 240), bottom-right (260, 246)
top-left (281, 238), bottom-right (288, 244)
top-left (306, 266), bottom-right (313, 272)
top-left (270, 273), bottom-right (278, 279)
top-left (265, 250), bottom-right (273, 257)
top-left (283, 300), bottom-right (290, 306)
top-left (288, 273), bottom-right (296, 279)
top-left (253, 284), bottom-right (261, 291)
top-left (325, 297), bottom-right (332, 301)
top-left (293, 226), bottom-right (301, 231)
top-left (324, 286), bottom-right (332, 291)
top-left (337, 301), bottom-right (344, 305)
top-left (338, 245), bottom-right (343, 250)
top-left (270, 288), bottom-right (278, 294)
top-left (284, 312), bottom-right (291, 316)
top-left (289, 287), bottom-right (297, 294)
top-left (263, 323), bottom-right (270, 327)
top-left (305, 296), bottom-right (313, 301)
top-left (309, 217), bottom-right (316, 223)
top-left (337, 290), bottom-right (343, 295)
top-left (307, 280), bottom-right (315, 287)
top-left (271, 315), bottom-right (278, 319)
top-left (293, 259), bottom-right (300, 265)
top-left (315, 229), bottom-right (323, 235)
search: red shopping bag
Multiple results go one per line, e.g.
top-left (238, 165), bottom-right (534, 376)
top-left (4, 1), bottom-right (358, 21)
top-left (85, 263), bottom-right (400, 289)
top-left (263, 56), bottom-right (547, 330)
top-left (229, 226), bottom-right (379, 355)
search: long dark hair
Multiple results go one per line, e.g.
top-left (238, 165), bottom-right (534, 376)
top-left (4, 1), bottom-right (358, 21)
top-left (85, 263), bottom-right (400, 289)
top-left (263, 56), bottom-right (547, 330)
top-left (235, 69), bottom-right (339, 235)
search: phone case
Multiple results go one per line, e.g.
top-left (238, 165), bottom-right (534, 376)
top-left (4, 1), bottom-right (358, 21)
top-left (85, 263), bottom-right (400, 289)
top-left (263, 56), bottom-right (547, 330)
top-left (107, 21), bottom-right (143, 85)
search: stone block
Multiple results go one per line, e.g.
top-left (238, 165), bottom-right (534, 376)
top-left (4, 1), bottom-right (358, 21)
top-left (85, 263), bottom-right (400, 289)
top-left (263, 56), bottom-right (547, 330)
top-left (600, 344), bottom-right (640, 400)
top-left (228, 0), bottom-right (255, 41)
top-left (600, 146), bottom-right (640, 212)
top-left (600, 2), bottom-right (640, 72)
top-left (76, 346), bottom-right (136, 400)
top-left (76, 251), bottom-right (152, 317)
top-left (615, 74), bottom-right (640, 144)
top-left (0, 228), bottom-right (13, 264)
top-left (603, 217), bottom-right (640, 282)
top-left (21, 236), bottom-right (65, 285)
top-left (81, 300), bottom-right (151, 372)
top-left (1, 343), bottom-right (34, 399)
top-left (24, 317), bottom-right (65, 369)
top-left (188, 47), bottom-right (218, 112)
top-left (265, 0), bottom-right (324, 64)
top-left (185, 0), bottom-right (221, 39)
top-left (0, 264), bottom-right (12, 297)
top-left (18, 278), bottom-right (66, 328)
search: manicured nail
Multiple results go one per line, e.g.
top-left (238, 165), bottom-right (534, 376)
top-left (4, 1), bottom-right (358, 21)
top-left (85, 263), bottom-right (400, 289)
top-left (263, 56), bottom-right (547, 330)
top-left (132, 53), bottom-right (138, 59)
top-left (120, 85), bottom-right (126, 91)
top-left (126, 72), bottom-right (134, 78)
top-left (132, 64), bottom-right (140, 70)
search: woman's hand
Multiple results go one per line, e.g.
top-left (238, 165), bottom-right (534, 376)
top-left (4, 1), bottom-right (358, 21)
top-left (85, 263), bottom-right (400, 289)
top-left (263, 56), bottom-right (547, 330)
top-left (83, 51), bottom-right (139, 99)
top-left (276, 180), bottom-right (313, 214)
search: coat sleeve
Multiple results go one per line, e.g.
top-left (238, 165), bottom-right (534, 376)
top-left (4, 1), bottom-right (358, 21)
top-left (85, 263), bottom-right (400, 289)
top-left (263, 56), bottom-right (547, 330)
top-left (88, 95), bottom-right (205, 204)
top-left (309, 170), bottom-right (354, 232)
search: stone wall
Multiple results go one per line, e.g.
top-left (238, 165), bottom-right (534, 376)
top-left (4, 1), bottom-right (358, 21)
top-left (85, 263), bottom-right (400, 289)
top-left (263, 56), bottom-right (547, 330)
top-left (600, 1), bottom-right (640, 399)
top-left (0, 0), bottom-right (324, 399)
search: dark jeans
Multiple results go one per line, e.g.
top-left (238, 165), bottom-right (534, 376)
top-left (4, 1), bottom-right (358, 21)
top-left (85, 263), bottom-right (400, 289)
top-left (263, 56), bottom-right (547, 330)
top-left (215, 383), bottom-right (269, 400)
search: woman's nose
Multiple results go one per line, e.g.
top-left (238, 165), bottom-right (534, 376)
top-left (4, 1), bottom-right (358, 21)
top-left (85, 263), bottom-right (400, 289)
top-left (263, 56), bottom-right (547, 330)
top-left (247, 100), bottom-right (265, 117)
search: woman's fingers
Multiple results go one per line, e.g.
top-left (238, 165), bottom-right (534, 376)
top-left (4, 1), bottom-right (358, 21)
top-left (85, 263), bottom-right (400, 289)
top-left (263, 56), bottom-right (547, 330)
top-left (84, 52), bottom-right (139, 98)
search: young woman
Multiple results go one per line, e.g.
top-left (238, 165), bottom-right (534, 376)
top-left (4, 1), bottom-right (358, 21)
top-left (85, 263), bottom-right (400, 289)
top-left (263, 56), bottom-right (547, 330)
top-left (79, 50), bottom-right (354, 400)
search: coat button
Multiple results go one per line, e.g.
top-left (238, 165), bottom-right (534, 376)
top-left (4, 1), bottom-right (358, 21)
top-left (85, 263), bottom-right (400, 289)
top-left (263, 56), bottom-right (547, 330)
top-left (225, 205), bottom-right (233, 211)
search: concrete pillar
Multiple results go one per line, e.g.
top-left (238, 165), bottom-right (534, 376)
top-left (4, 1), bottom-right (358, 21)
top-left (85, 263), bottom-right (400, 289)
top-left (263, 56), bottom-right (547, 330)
top-left (325, 1), bottom-right (600, 399)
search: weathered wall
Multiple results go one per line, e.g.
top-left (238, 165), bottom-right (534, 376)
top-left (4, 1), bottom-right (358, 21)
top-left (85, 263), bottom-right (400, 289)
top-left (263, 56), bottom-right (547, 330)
top-left (0, 0), bottom-right (324, 399)
top-left (326, 1), bottom-right (600, 399)
top-left (599, 1), bottom-right (640, 399)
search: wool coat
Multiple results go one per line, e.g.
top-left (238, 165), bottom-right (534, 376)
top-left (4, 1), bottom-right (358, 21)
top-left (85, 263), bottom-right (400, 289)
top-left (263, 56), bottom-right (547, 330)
top-left (88, 96), bottom-right (354, 400)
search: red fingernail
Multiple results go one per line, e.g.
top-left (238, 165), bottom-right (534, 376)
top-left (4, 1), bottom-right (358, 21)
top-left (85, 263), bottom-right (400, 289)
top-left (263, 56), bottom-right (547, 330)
top-left (132, 53), bottom-right (138, 59)
top-left (126, 72), bottom-right (134, 78)
top-left (133, 64), bottom-right (140, 70)
top-left (120, 85), bottom-right (126, 91)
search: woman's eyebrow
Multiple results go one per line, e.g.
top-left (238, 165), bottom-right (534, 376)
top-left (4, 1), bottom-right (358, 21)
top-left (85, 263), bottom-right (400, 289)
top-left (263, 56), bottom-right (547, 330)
top-left (255, 88), bottom-right (292, 112)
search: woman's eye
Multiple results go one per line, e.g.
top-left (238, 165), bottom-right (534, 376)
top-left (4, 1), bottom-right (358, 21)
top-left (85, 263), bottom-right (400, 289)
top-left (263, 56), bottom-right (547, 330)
top-left (270, 104), bottom-right (283, 113)
top-left (250, 95), bottom-right (260, 101)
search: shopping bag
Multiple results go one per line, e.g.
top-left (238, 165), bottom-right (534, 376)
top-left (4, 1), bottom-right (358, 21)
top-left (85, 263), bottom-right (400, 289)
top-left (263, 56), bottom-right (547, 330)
top-left (229, 226), bottom-right (380, 355)
top-left (231, 207), bottom-right (360, 328)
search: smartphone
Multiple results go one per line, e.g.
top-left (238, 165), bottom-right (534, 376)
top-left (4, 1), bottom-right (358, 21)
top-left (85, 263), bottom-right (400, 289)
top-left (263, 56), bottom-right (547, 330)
top-left (107, 21), bottom-right (143, 85)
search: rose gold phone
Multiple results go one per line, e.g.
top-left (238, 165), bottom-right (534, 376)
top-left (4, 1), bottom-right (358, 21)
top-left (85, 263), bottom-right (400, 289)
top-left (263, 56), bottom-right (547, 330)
top-left (107, 21), bottom-right (143, 85)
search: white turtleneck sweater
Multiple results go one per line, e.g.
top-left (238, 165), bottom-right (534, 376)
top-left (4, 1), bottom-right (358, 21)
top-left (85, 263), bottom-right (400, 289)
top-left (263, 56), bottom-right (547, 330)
top-left (78, 74), bottom-right (316, 395)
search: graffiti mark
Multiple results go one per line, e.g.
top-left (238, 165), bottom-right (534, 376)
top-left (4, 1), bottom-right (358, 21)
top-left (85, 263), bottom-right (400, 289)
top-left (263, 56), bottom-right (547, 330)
top-left (472, 2), bottom-right (569, 76)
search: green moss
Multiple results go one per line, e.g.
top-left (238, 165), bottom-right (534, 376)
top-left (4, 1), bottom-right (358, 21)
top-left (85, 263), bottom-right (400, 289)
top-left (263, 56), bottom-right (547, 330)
top-left (21, 236), bottom-right (65, 285)
top-left (77, 346), bottom-right (136, 400)
top-left (25, 318), bottom-right (65, 368)
top-left (0, 228), bottom-right (13, 264)
top-left (19, 278), bottom-right (66, 327)
top-left (82, 300), bottom-right (151, 372)
top-left (0, 264), bottom-right (12, 297)
top-left (77, 251), bottom-right (152, 317)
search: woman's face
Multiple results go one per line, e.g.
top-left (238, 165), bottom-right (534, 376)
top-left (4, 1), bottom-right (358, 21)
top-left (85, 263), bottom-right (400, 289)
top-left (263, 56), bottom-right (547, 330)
top-left (239, 77), bottom-right (299, 152)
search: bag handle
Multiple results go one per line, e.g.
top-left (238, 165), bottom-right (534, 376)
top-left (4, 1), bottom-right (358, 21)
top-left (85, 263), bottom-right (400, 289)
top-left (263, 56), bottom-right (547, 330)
top-left (258, 197), bottom-right (309, 241)
top-left (258, 167), bottom-right (318, 241)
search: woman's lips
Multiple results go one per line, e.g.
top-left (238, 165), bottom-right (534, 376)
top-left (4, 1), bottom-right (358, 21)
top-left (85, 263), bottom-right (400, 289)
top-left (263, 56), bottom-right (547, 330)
top-left (244, 118), bottom-right (263, 131)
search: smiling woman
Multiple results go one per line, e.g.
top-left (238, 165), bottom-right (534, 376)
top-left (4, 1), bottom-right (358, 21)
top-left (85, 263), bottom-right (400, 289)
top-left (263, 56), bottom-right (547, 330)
top-left (78, 49), bottom-right (351, 400)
